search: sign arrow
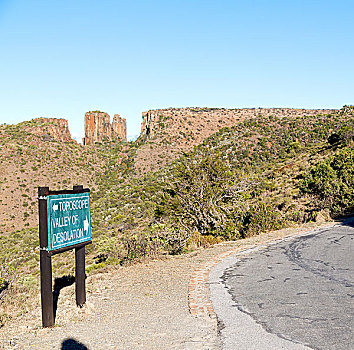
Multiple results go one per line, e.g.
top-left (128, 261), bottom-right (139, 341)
top-left (84, 217), bottom-right (89, 233)
top-left (52, 203), bottom-right (59, 212)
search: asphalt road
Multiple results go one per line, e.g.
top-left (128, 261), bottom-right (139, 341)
top-left (210, 221), bottom-right (354, 350)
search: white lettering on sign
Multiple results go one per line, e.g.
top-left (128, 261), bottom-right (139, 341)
top-left (51, 216), bottom-right (71, 228)
top-left (52, 228), bottom-right (84, 244)
top-left (50, 215), bottom-right (88, 230)
top-left (84, 217), bottom-right (89, 233)
top-left (58, 199), bottom-right (89, 212)
top-left (72, 215), bottom-right (79, 225)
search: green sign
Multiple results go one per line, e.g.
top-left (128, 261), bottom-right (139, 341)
top-left (47, 192), bottom-right (91, 251)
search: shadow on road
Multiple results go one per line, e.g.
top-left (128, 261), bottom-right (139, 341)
top-left (61, 338), bottom-right (89, 350)
top-left (337, 215), bottom-right (354, 228)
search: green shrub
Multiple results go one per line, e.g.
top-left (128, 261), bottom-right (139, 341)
top-left (121, 232), bottom-right (151, 261)
top-left (300, 147), bottom-right (354, 215)
top-left (328, 125), bottom-right (354, 146)
top-left (241, 202), bottom-right (285, 236)
top-left (149, 223), bottom-right (189, 254)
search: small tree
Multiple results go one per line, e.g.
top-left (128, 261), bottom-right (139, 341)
top-left (156, 148), bottom-right (256, 237)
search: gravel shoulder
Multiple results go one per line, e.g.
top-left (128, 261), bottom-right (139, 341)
top-left (0, 220), bottom-right (337, 350)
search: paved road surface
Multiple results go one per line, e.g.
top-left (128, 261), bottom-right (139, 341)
top-left (210, 221), bottom-right (354, 350)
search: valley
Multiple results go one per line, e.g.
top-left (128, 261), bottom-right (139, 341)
top-left (0, 106), bottom-right (352, 328)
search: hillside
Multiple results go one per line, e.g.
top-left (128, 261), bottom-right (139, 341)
top-left (0, 107), bottom-right (338, 234)
top-left (0, 107), bottom-right (352, 328)
top-left (135, 107), bottom-right (336, 174)
top-left (0, 119), bottom-right (110, 234)
top-left (92, 108), bottom-right (353, 254)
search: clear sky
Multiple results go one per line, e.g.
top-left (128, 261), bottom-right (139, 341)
top-left (0, 0), bottom-right (353, 140)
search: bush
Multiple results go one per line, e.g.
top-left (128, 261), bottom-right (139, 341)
top-left (121, 232), bottom-right (154, 261)
top-left (148, 223), bottom-right (189, 254)
top-left (0, 258), bottom-right (17, 302)
top-left (300, 147), bottom-right (354, 216)
top-left (328, 125), bottom-right (354, 146)
top-left (241, 202), bottom-right (285, 236)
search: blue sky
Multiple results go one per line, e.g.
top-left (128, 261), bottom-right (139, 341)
top-left (0, 0), bottom-right (353, 140)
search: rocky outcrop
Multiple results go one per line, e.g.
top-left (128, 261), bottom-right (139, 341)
top-left (83, 111), bottom-right (127, 145)
top-left (83, 112), bottom-right (112, 145)
top-left (24, 118), bottom-right (72, 142)
top-left (112, 114), bottom-right (127, 141)
top-left (139, 107), bottom-right (336, 140)
top-left (141, 110), bottom-right (158, 138)
top-left (136, 107), bottom-right (337, 174)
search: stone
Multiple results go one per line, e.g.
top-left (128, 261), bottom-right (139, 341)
top-left (24, 118), bottom-right (72, 142)
top-left (112, 114), bottom-right (127, 142)
top-left (83, 111), bottom-right (127, 145)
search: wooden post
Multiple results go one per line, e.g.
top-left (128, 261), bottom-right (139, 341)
top-left (73, 185), bottom-right (86, 307)
top-left (38, 187), bottom-right (54, 327)
top-left (75, 245), bottom-right (86, 306)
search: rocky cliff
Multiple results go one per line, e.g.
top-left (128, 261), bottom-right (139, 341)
top-left (137, 107), bottom-right (336, 174)
top-left (112, 114), bottom-right (127, 141)
top-left (24, 118), bottom-right (72, 142)
top-left (140, 107), bottom-right (336, 140)
top-left (83, 111), bottom-right (127, 145)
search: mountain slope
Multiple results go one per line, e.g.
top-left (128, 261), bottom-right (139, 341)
top-left (0, 120), bottom-right (107, 233)
top-left (0, 107), bottom-right (352, 329)
top-left (91, 107), bottom-right (353, 262)
top-left (135, 107), bottom-right (336, 174)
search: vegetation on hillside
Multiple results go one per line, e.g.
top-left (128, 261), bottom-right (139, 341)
top-left (0, 122), bottom-right (107, 232)
top-left (90, 106), bottom-right (353, 267)
top-left (301, 146), bottom-right (353, 215)
top-left (0, 106), bottom-right (353, 325)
